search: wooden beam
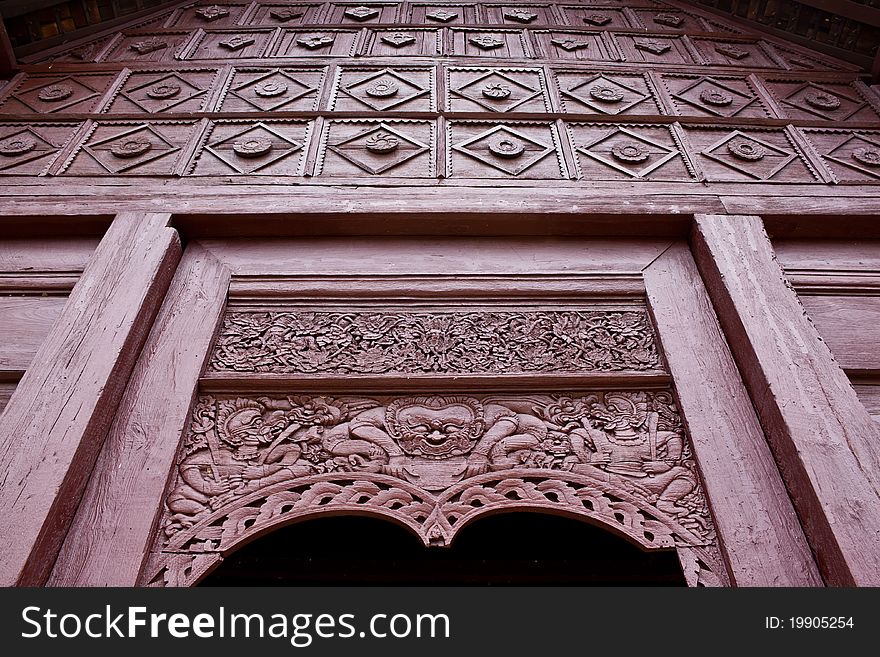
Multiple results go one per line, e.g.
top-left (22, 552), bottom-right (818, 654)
top-left (692, 214), bottom-right (880, 586)
top-left (0, 15), bottom-right (17, 75)
top-left (48, 243), bottom-right (230, 587)
top-left (644, 243), bottom-right (823, 586)
top-left (0, 212), bottom-right (180, 586)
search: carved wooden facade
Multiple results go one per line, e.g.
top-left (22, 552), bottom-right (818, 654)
top-left (0, 0), bottom-right (879, 588)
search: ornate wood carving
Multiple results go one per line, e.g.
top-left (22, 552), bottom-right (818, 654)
top-left (188, 119), bottom-right (312, 176)
top-left (448, 120), bottom-right (566, 178)
top-left (187, 29), bottom-right (275, 59)
top-left (0, 122), bottom-right (81, 175)
top-left (105, 68), bottom-right (221, 114)
top-left (167, 3), bottom-right (250, 28)
top-left (218, 66), bottom-right (326, 112)
top-left (691, 38), bottom-right (778, 68)
top-left (209, 309), bottom-right (662, 374)
top-left (248, 3), bottom-right (324, 26)
top-left (554, 70), bottom-right (663, 115)
top-left (0, 73), bottom-right (117, 114)
top-left (763, 79), bottom-right (880, 123)
top-left (559, 6), bottom-right (634, 30)
top-left (660, 73), bottom-right (772, 119)
top-left (615, 33), bottom-right (695, 64)
top-left (800, 128), bottom-right (880, 184)
top-left (330, 66), bottom-right (435, 112)
top-left (450, 28), bottom-right (529, 58)
top-left (272, 28), bottom-right (360, 57)
top-left (447, 66), bottom-right (551, 113)
top-left (104, 31), bottom-right (192, 63)
top-left (408, 4), bottom-right (476, 24)
top-left (365, 28), bottom-right (442, 56)
top-left (318, 118), bottom-right (435, 177)
top-left (530, 29), bottom-right (614, 62)
top-left (147, 390), bottom-right (726, 587)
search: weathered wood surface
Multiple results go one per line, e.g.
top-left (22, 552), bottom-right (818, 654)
top-left (0, 212), bottom-right (180, 586)
top-left (774, 240), bottom-right (880, 272)
top-left (692, 213), bottom-right (880, 586)
top-left (0, 382), bottom-right (15, 415)
top-left (0, 296), bottom-right (67, 371)
top-left (798, 295), bottom-right (880, 372)
top-left (853, 383), bottom-right (880, 424)
top-left (49, 244), bottom-right (230, 587)
top-left (0, 238), bottom-right (99, 272)
top-left (644, 242), bottom-right (822, 586)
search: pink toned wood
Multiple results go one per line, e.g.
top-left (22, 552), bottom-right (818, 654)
top-left (692, 213), bottom-right (880, 586)
top-left (0, 212), bottom-right (181, 586)
top-left (0, 19), bottom-right (16, 75)
top-left (0, 382), bottom-right (15, 415)
top-left (0, 297), bottom-right (67, 371)
top-left (643, 242), bottom-right (822, 586)
top-left (797, 295), bottom-right (880, 371)
top-left (853, 384), bottom-right (880, 423)
top-left (48, 244), bottom-right (230, 587)
top-left (774, 240), bottom-right (880, 272)
top-left (0, 238), bottom-right (99, 272)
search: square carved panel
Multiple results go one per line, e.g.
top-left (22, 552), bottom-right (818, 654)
top-left (482, 4), bottom-right (555, 25)
top-left (187, 119), bottom-right (312, 175)
top-left (0, 73), bottom-right (117, 114)
top-left (763, 80), bottom-right (879, 123)
top-left (186, 29), bottom-right (274, 59)
top-left (325, 3), bottom-right (400, 23)
top-left (800, 129), bottom-right (880, 184)
top-left (446, 67), bottom-right (551, 113)
top-left (330, 67), bottom-right (435, 112)
top-left (61, 121), bottom-right (197, 176)
top-left (449, 29), bottom-right (529, 58)
top-left (614, 34), bottom-right (696, 65)
top-left (104, 69), bottom-right (220, 113)
top-left (219, 67), bottom-right (326, 112)
top-left (768, 44), bottom-right (856, 73)
top-left (661, 74), bottom-right (772, 119)
top-left (317, 119), bottom-right (436, 177)
top-left (681, 126), bottom-right (819, 183)
top-left (553, 70), bottom-right (663, 115)
top-left (271, 29), bottom-right (360, 57)
top-left (567, 123), bottom-right (694, 181)
top-left (690, 38), bottom-right (778, 68)
top-left (364, 29), bottom-right (442, 56)
top-left (246, 3), bottom-right (324, 25)
top-left (406, 4), bottom-right (478, 24)
top-left (557, 6), bottom-right (635, 30)
top-left (630, 8), bottom-right (733, 33)
top-left (448, 121), bottom-right (566, 179)
top-left (40, 36), bottom-right (112, 64)
top-left (530, 30), bottom-right (615, 62)
top-left (104, 31), bottom-right (193, 63)
top-left (0, 122), bottom-right (81, 175)
top-left (165, 3), bottom-right (251, 28)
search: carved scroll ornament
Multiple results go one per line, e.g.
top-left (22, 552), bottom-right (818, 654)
top-left (148, 391), bottom-right (726, 587)
top-left (209, 310), bottom-right (662, 374)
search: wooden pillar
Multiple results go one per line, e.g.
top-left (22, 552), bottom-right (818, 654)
top-left (48, 244), bottom-right (230, 586)
top-left (692, 214), bottom-right (880, 586)
top-left (0, 212), bottom-right (180, 586)
top-left (644, 244), bottom-right (823, 586)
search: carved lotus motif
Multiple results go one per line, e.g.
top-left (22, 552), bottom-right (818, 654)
top-left (365, 80), bottom-right (399, 98)
top-left (129, 37), bottom-right (167, 55)
top-left (489, 136), bottom-right (525, 158)
top-left (219, 35), bottom-right (256, 51)
top-left (583, 13), bottom-right (611, 26)
top-left (146, 82), bottom-right (181, 99)
top-left (611, 142), bottom-right (649, 163)
top-left (852, 147), bottom-right (880, 167)
top-left (297, 34), bottom-right (335, 49)
top-left (654, 13), bottom-right (684, 27)
top-left (196, 5), bottom-right (229, 21)
top-left (426, 9), bottom-right (457, 22)
top-left (804, 90), bottom-right (841, 110)
top-left (381, 32), bottom-right (417, 48)
top-left (345, 5), bottom-right (380, 21)
top-left (590, 85), bottom-right (624, 103)
top-left (699, 88), bottom-right (733, 106)
top-left (110, 138), bottom-right (152, 158)
top-left (551, 38), bottom-right (589, 52)
top-left (364, 132), bottom-right (399, 153)
top-left (233, 137), bottom-right (273, 158)
top-left (482, 83), bottom-right (511, 100)
top-left (254, 79), bottom-right (288, 97)
top-left (0, 135), bottom-right (37, 156)
top-left (726, 137), bottom-right (765, 161)
top-left (715, 44), bottom-right (749, 60)
top-left (469, 35), bottom-right (505, 50)
top-left (504, 9), bottom-right (537, 23)
top-left (38, 84), bottom-right (74, 102)
top-left (270, 8), bottom-right (305, 22)
top-left (634, 38), bottom-right (671, 55)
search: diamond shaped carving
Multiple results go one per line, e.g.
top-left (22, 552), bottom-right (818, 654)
top-left (551, 38), bottom-right (590, 52)
top-left (297, 34), bottom-right (336, 50)
top-left (15, 76), bottom-right (101, 113)
top-left (504, 9), bottom-right (537, 23)
top-left (452, 125), bottom-right (553, 176)
top-left (120, 73), bottom-right (206, 113)
top-left (780, 83), bottom-right (865, 121)
top-left (205, 122), bottom-right (303, 174)
top-left (196, 5), bottom-right (229, 21)
top-left (823, 133), bottom-right (880, 181)
top-left (328, 123), bottom-right (429, 175)
top-left (270, 8), bottom-right (305, 22)
top-left (345, 6), bottom-right (380, 21)
top-left (82, 124), bottom-right (181, 174)
top-left (219, 35), bottom-right (256, 51)
top-left (561, 75), bottom-right (650, 116)
top-left (576, 127), bottom-right (679, 178)
top-left (341, 69), bottom-right (429, 111)
top-left (381, 32), bottom-right (417, 48)
top-left (451, 70), bottom-right (543, 113)
top-left (0, 127), bottom-right (59, 172)
top-left (426, 9), bottom-right (457, 23)
top-left (230, 70), bottom-right (318, 111)
top-left (130, 37), bottom-right (168, 55)
top-left (469, 35), bottom-right (505, 50)
top-left (701, 130), bottom-right (796, 180)
top-left (671, 77), bottom-right (757, 118)
top-left (654, 13), bottom-right (684, 28)
top-left (634, 38), bottom-right (671, 55)
top-left (582, 14), bottom-right (611, 26)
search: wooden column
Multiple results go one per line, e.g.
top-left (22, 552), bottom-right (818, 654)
top-left (644, 244), bottom-right (823, 586)
top-left (0, 212), bottom-right (180, 586)
top-left (692, 214), bottom-right (880, 586)
top-left (48, 244), bottom-right (230, 586)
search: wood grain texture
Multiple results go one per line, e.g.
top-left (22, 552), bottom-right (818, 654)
top-left (644, 242), bottom-right (822, 586)
top-left (853, 383), bottom-right (880, 423)
top-left (49, 243), bottom-right (230, 587)
top-left (0, 382), bottom-right (15, 415)
top-left (0, 212), bottom-right (180, 586)
top-left (798, 295), bottom-right (880, 371)
top-left (692, 213), bottom-right (880, 586)
top-left (0, 238), bottom-right (99, 272)
top-left (0, 297), bottom-right (67, 371)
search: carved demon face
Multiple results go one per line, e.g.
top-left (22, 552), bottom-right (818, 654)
top-left (541, 431), bottom-right (573, 457)
top-left (589, 392), bottom-right (649, 432)
top-left (384, 396), bottom-right (485, 459)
